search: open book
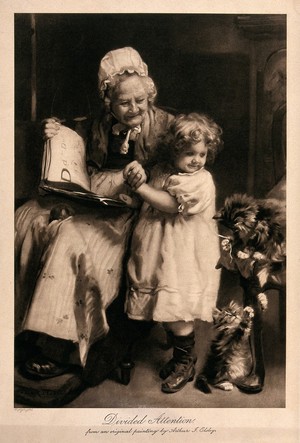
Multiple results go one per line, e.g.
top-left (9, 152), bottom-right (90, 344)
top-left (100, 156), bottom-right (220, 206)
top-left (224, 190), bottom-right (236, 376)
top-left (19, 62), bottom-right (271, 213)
top-left (39, 125), bottom-right (127, 207)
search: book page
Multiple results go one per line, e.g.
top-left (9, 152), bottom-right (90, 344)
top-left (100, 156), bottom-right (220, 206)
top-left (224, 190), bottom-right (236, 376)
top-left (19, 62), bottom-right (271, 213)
top-left (41, 125), bottom-right (91, 191)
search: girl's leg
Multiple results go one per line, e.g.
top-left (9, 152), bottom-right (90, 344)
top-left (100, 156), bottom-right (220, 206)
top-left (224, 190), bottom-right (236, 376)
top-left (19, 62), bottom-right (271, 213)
top-left (167, 321), bottom-right (194, 336)
top-left (159, 323), bottom-right (175, 378)
top-left (160, 322), bottom-right (174, 351)
top-left (160, 321), bottom-right (197, 394)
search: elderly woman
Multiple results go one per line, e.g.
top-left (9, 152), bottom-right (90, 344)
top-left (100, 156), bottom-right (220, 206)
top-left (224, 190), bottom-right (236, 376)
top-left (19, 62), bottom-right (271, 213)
top-left (15, 47), bottom-right (173, 385)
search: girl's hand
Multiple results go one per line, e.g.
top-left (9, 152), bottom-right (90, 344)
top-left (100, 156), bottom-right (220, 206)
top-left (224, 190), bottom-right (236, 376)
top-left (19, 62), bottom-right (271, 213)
top-left (123, 161), bottom-right (147, 191)
top-left (41, 117), bottom-right (61, 140)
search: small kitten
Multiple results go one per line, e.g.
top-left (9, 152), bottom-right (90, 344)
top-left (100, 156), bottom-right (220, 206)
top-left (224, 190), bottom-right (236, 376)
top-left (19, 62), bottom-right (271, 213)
top-left (196, 301), bottom-right (254, 393)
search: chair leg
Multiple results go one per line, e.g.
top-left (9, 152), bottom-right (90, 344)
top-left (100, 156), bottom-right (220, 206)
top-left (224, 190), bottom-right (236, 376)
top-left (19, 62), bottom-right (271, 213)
top-left (117, 319), bottom-right (154, 385)
top-left (118, 342), bottom-right (135, 385)
top-left (119, 359), bottom-right (135, 385)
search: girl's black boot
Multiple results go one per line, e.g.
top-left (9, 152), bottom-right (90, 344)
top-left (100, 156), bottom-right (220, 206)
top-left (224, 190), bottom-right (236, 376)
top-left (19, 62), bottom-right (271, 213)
top-left (161, 332), bottom-right (197, 393)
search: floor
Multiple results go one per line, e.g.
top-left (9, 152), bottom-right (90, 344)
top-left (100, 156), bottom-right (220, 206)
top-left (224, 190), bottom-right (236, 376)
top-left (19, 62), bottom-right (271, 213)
top-left (15, 270), bottom-right (285, 409)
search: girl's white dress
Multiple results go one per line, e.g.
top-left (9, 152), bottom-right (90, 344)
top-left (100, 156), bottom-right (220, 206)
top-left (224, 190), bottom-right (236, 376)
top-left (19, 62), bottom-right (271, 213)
top-left (126, 166), bottom-right (221, 323)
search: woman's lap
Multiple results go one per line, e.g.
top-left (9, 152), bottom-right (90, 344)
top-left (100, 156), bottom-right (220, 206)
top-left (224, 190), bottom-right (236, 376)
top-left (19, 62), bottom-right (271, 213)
top-left (15, 197), bottom-right (137, 366)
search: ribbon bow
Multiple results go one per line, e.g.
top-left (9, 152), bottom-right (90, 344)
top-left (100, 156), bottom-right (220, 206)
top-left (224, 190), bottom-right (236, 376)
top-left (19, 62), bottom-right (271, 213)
top-left (112, 123), bottom-right (141, 154)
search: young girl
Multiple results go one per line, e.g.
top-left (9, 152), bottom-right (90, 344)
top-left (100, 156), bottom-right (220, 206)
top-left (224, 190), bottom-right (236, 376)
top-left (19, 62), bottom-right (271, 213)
top-left (125, 113), bottom-right (223, 393)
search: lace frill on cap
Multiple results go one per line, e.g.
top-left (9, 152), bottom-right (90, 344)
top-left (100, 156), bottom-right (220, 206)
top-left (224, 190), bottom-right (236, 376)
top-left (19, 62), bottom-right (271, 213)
top-left (98, 47), bottom-right (148, 97)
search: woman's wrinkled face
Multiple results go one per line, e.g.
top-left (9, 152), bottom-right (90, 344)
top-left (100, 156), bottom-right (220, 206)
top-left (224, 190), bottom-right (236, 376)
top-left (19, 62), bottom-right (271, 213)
top-left (174, 140), bottom-right (208, 174)
top-left (111, 75), bottom-right (149, 128)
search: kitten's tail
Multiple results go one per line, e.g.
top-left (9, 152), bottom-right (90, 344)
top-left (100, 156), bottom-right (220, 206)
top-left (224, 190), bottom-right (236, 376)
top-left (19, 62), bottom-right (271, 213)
top-left (195, 374), bottom-right (212, 394)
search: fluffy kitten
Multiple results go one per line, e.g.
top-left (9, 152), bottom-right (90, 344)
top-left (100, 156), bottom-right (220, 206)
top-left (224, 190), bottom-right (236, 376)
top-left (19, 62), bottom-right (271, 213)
top-left (214, 193), bottom-right (286, 289)
top-left (196, 301), bottom-right (254, 393)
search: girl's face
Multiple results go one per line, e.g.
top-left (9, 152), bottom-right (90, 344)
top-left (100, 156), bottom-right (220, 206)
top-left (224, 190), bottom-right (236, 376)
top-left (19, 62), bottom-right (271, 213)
top-left (174, 140), bottom-right (208, 173)
top-left (111, 75), bottom-right (149, 128)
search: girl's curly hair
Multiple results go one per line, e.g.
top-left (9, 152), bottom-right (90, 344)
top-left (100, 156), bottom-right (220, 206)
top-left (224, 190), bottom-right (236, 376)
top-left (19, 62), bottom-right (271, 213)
top-left (150, 113), bottom-right (223, 171)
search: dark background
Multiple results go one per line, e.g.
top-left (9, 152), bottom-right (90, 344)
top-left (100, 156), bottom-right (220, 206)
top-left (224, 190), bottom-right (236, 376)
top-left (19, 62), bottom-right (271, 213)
top-left (14, 13), bottom-right (286, 206)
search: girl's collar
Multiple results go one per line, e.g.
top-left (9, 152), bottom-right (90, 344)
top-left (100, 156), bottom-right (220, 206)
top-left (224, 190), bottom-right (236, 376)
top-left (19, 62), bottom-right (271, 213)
top-left (178, 166), bottom-right (204, 176)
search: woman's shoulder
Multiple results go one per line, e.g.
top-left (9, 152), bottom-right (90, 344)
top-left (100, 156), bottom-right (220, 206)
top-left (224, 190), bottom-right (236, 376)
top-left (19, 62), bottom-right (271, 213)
top-left (151, 106), bottom-right (175, 126)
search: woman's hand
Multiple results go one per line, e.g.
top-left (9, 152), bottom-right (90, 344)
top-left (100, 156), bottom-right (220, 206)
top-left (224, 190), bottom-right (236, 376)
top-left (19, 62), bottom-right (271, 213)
top-left (123, 161), bottom-right (147, 191)
top-left (41, 117), bottom-right (61, 140)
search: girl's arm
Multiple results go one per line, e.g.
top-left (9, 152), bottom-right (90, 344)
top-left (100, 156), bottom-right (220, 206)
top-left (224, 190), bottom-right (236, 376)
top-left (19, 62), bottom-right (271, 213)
top-left (135, 183), bottom-right (178, 213)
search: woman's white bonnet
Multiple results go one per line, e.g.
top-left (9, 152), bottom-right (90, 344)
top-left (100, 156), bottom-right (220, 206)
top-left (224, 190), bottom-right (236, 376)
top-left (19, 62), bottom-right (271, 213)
top-left (98, 47), bottom-right (148, 97)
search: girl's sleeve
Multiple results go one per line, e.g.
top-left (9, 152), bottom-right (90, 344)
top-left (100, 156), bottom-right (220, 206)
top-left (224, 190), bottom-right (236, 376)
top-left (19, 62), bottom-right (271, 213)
top-left (164, 171), bottom-right (215, 215)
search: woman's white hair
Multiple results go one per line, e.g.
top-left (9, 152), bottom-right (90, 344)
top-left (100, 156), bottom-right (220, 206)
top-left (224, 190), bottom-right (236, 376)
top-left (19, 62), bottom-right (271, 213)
top-left (100, 72), bottom-right (157, 111)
